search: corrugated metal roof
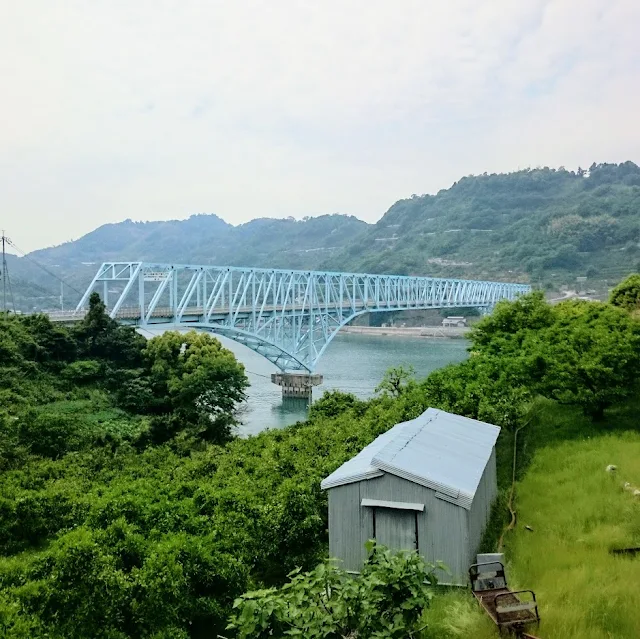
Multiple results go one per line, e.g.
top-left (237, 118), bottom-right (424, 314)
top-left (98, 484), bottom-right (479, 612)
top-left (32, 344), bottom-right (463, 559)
top-left (320, 424), bottom-right (399, 490)
top-left (320, 408), bottom-right (500, 510)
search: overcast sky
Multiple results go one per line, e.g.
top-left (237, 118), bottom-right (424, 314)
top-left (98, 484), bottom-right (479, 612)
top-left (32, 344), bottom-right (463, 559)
top-left (1, 1), bottom-right (639, 252)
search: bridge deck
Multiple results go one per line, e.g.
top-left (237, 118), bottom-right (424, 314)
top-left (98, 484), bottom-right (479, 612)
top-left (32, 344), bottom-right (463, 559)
top-left (58, 262), bottom-right (529, 371)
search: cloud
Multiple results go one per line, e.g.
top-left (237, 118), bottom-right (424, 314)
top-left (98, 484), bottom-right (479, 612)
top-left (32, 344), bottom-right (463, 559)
top-left (0, 0), bottom-right (638, 251)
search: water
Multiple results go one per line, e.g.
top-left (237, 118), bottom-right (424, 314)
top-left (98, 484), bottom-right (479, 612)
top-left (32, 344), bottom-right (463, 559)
top-left (216, 333), bottom-right (469, 436)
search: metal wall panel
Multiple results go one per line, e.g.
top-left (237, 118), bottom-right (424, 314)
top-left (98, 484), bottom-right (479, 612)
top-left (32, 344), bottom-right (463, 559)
top-left (467, 447), bottom-right (498, 566)
top-left (370, 408), bottom-right (500, 509)
top-left (328, 482), bottom-right (363, 572)
top-left (359, 473), bottom-right (470, 584)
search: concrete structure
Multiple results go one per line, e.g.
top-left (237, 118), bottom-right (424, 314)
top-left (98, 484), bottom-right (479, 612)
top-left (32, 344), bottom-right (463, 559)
top-left (271, 372), bottom-right (323, 398)
top-left (321, 408), bottom-right (500, 584)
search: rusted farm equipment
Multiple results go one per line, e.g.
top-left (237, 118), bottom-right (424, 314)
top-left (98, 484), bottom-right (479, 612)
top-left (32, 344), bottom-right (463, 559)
top-left (469, 561), bottom-right (540, 637)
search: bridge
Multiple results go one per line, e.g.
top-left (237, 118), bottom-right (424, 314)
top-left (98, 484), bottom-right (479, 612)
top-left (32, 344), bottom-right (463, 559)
top-left (55, 262), bottom-right (529, 387)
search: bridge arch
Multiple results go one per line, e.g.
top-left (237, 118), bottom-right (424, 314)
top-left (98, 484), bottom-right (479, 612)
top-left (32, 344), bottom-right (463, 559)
top-left (188, 323), bottom-right (312, 372)
top-left (188, 308), bottom-right (372, 372)
top-left (70, 262), bottom-right (530, 372)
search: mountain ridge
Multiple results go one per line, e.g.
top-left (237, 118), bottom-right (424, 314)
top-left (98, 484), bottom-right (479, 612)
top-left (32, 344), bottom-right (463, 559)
top-left (5, 161), bottom-right (640, 311)
top-left (322, 161), bottom-right (640, 288)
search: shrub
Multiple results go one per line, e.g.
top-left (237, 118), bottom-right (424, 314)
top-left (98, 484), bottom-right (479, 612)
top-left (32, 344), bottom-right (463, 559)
top-left (227, 542), bottom-right (439, 639)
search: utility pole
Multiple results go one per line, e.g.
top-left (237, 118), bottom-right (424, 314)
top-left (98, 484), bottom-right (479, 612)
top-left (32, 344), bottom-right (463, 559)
top-left (1, 230), bottom-right (6, 315)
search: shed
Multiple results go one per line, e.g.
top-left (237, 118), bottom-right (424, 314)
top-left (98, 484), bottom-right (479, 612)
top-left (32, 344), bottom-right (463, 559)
top-left (321, 408), bottom-right (500, 584)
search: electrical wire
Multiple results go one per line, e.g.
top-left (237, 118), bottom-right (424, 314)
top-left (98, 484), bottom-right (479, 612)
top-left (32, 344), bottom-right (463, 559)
top-left (246, 370), bottom-right (272, 379)
top-left (6, 237), bottom-right (84, 297)
top-left (11, 276), bottom-right (61, 299)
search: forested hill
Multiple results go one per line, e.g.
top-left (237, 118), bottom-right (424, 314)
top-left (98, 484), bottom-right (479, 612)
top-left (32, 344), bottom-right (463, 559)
top-left (6, 214), bottom-right (368, 310)
top-left (324, 161), bottom-right (640, 291)
top-left (6, 161), bottom-right (640, 311)
top-left (30, 213), bottom-right (368, 270)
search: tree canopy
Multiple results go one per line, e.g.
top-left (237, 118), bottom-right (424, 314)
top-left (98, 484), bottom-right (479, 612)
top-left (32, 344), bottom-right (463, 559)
top-left (141, 330), bottom-right (249, 444)
top-left (326, 162), bottom-right (640, 289)
top-left (2, 281), bottom-right (640, 636)
top-left (609, 273), bottom-right (640, 312)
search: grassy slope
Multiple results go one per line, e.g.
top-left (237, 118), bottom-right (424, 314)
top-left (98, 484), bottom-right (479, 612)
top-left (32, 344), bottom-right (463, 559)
top-left (422, 400), bottom-right (640, 639)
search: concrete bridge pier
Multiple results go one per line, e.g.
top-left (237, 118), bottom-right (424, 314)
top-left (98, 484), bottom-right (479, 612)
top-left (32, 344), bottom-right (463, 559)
top-left (271, 372), bottom-right (323, 398)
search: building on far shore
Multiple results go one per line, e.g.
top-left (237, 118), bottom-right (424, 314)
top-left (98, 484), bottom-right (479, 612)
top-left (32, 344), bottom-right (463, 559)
top-left (441, 316), bottom-right (467, 327)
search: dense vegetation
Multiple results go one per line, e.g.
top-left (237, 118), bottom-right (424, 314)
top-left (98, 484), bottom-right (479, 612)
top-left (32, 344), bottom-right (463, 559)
top-left (228, 542), bottom-right (439, 639)
top-left (1, 275), bottom-right (640, 637)
top-left (327, 161), bottom-right (640, 290)
top-left (7, 161), bottom-right (640, 312)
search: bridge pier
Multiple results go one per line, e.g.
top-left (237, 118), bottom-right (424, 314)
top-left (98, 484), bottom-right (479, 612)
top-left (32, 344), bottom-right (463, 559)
top-left (271, 372), bottom-right (324, 398)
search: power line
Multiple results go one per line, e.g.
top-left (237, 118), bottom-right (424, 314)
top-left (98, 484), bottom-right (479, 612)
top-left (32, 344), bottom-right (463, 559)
top-left (5, 237), bottom-right (84, 297)
top-left (246, 370), bottom-right (272, 379)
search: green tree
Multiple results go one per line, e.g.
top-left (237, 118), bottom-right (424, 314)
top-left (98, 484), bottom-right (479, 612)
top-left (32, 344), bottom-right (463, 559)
top-left (469, 294), bottom-right (640, 420)
top-left (531, 301), bottom-right (640, 419)
top-left (17, 411), bottom-right (81, 459)
top-left (18, 314), bottom-right (77, 367)
top-left (143, 331), bottom-right (249, 443)
top-left (74, 293), bottom-right (145, 367)
top-left (470, 291), bottom-right (554, 354)
top-left (609, 273), bottom-right (640, 311)
top-left (375, 365), bottom-right (415, 397)
top-left (227, 542), bottom-right (438, 639)
top-left (308, 390), bottom-right (365, 420)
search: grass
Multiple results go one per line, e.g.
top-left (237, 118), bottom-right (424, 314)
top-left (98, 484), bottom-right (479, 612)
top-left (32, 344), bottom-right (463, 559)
top-left (421, 399), bottom-right (640, 639)
top-left (505, 431), bottom-right (640, 638)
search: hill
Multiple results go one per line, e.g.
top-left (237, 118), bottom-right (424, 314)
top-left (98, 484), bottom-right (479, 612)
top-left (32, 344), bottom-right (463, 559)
top-left (324, 161), bottom-right (640, 291)
top-left (4, 214), bottom-right (369, 311)
top-left (5, 161), bottom-right (640, 311)
top-left (28, 213), bottom-right (368, 269)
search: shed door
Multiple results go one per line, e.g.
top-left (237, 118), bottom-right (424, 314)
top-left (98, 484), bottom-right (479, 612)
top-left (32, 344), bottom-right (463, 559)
top-left (373, 508), bottom-right (418, 552)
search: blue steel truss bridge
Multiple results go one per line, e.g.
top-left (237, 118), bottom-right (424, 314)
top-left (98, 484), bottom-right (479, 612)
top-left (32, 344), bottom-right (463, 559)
top-left (55, 262), bottom-right (530, 373)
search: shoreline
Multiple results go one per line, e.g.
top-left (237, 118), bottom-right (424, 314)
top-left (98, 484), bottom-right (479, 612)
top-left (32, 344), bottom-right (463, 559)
top-left (339, 325), bottom-right (470, 339)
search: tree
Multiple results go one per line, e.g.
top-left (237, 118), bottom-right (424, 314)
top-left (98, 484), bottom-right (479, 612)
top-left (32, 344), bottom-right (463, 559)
top-left (530, 301), bottom-right (640, 419)
top-left (74, 293), bottom-right (145, 367)
top-left (143, 331), bottom-right (249, 443)
top-left (18, 314), bottom-right (77, 367)
top-left (308, 390), bottom-right (364, 420)
top-left (470, 291), bottom-right (554, 354)
top-left (375, 365), bottom-right (415, 397)
top-left (468, 293), bottom-right (640, 420)
top-left (17, 411), bottom-right (81, 459)
top-left (227, 542), bottom-right (438, 639)
top-left (609, 273), bottom-right (640, 312)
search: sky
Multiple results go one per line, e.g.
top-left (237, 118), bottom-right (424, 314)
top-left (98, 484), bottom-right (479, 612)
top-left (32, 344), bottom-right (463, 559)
top-left (1, 0), bottom-right (639, 253)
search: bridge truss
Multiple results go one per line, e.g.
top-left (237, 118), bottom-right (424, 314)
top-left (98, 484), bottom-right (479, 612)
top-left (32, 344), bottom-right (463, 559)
top-left (74, 262), bottom-right (530, 372)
